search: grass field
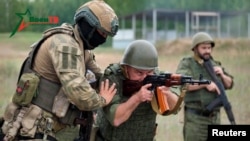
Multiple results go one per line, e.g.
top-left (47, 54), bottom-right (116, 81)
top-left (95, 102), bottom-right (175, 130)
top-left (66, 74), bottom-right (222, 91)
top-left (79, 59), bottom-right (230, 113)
top-left (0, 32), bottom-right (249, 141)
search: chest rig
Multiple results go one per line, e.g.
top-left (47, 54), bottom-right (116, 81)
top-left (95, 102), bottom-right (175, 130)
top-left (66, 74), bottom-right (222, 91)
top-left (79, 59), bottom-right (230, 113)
top-left (17, 26), bottom-right (82, 124)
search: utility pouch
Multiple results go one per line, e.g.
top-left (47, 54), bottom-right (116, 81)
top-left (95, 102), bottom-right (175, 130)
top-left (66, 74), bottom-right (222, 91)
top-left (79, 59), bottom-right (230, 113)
top-left (20, 104), bottom-right (42, 137)
top-left (12, 73), bottom-right (40, 106)
top-left (52, 88), bottom-right (70, 118)
top-left (2, 102), bottom-right (20, 134)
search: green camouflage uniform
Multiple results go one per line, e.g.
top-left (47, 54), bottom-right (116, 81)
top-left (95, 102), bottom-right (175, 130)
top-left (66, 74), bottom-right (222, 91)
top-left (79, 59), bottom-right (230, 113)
top-left (176, 56), bottom-right (234, 141)
top-left (95, 63), bottom-right (157, 141)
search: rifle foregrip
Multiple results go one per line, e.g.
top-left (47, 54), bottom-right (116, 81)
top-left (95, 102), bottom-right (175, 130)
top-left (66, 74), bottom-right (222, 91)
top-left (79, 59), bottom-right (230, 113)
top-left (156, 87), bottom-right (170, 115)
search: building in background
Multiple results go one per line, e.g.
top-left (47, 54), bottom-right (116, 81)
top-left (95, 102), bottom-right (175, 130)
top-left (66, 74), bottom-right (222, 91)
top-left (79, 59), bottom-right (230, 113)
top-left (113, 9), bottom-right (250, 49)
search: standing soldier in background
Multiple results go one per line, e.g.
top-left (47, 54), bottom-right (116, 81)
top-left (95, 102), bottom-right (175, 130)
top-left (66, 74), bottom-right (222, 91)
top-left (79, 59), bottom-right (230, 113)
top-left (0, 0), bottom-right (119, 141)
top-left (176, 32), bottom-right (234, 141)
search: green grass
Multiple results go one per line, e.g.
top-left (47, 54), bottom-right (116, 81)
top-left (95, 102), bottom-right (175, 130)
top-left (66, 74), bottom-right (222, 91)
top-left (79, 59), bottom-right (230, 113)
top-left (0, 59), bottom-right (22, 112)
top-left (0, 32), bottom-right (42, 51)
top-left (0, 32), bottom-right (249, 141)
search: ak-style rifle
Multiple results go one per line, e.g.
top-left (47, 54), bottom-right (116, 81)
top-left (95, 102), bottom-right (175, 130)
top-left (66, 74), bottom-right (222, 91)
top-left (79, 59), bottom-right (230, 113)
top-left (123, 73), bottom-right (211, 115)
top-left (203, 59), bottom-right (236, 125)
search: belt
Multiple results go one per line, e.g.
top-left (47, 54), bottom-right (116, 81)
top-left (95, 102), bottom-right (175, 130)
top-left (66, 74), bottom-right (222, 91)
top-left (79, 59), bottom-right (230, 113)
top-left (185, 107), bottom-right (216, 117)
top-left (17, 133), bottom-right (57, 141)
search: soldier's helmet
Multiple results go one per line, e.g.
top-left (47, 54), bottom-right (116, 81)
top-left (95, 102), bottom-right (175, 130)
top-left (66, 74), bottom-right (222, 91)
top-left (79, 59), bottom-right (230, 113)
top-left (120, 40), bottom-right (158, 70)
top-left (74, 0), bottom-right (119, 37)
top-left (191, 32), bottom-right (215, 50)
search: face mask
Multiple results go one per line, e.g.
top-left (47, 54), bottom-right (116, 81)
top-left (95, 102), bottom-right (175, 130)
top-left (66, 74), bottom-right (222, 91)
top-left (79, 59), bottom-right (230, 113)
top-left (77, 19), bottom-right (106, 50)
top-left (88, 30), bottom-right (106, 49)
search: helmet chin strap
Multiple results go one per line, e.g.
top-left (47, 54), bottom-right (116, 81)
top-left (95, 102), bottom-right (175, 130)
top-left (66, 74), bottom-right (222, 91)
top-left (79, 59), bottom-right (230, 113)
top-left (120, 65), bottom-right (129, 79)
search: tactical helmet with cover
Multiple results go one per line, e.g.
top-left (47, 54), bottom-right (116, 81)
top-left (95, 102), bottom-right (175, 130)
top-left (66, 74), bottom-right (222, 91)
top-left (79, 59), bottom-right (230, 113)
top-left (120, 40), bottom-right (158, 70)
top-left (191, 32), bottom-right (215, 50)
top-left (74, 0), bottom-right (119, 49)
top-left (74, 0), bottom-right (119, 37)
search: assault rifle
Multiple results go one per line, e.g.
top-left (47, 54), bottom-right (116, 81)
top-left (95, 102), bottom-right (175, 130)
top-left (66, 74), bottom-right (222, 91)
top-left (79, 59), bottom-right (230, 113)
top-left (74, 111), bottom-right (93, 141)
top-left (203, 59), bottom-right (236, 125)
top-left (74, 78), bottom-right (96, 141)
top-left (123, 73), bottom-right (211, 114)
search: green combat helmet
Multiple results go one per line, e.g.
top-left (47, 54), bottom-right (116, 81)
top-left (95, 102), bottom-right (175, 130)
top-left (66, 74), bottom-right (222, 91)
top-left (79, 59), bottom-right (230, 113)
top-left (191, 32), bottom-right (215, 50)
top-left (120, 40), bottom-right (158, 70)
top-left (74, 0), bottom-right (119, 37)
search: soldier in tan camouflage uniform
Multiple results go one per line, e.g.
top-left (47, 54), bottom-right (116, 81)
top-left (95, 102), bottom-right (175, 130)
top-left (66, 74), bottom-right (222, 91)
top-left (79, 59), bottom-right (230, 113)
top-left (0, 0), bottom-right (119, 141)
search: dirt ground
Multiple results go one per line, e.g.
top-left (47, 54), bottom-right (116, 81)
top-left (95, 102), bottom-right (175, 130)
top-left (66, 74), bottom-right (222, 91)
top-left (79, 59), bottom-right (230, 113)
top-left (1, 39), bottom-right (249, 141)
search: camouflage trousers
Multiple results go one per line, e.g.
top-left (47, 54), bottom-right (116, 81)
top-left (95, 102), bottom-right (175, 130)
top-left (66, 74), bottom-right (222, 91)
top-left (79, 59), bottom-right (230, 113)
top-left (0, 118), bottom-right (79, 141)
top-left (0, 126), bottom-right (79, 141)
top-left (183, 109), bottom-right (220, 141)
top-left (55, 125), bottom-right (80, 141)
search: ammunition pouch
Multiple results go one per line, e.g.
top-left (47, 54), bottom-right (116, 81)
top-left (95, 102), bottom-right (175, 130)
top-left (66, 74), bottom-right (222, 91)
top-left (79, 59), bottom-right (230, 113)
top-left (19, 104), bottom-right (43, 137)
top-left (1, 103), bottom-right (44, 140)
top-left (1, 102), bottom-right (20, 135)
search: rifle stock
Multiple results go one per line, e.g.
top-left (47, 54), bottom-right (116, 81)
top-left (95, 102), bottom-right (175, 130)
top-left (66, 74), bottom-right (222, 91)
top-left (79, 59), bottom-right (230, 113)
top-left (204, 59), bottom-right (236, 125)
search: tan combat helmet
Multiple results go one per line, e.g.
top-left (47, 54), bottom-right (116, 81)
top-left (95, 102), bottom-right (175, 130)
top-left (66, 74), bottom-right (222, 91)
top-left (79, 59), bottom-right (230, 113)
top-left (191, 32), bottom-right (215, 50)
top-left (74, 0), bottom-right (119, 37)
top-left (120, 40), bottom-right (158, 70)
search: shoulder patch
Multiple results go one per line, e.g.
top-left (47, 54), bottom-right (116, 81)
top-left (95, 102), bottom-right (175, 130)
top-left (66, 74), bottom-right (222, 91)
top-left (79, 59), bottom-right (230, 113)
top-left (56, 44), bottom-right (81, 71)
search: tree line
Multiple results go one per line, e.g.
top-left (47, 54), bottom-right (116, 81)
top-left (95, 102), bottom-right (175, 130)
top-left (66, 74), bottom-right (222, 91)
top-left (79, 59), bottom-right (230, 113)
top-left (1, 0), bottom-right (249, 33)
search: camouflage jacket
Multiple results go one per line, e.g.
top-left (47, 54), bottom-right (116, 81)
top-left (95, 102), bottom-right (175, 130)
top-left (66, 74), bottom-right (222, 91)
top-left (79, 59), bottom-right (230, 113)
top-left (33, 23), bottom-right (106, 111)
top-left (95, 63), bottom-right (157, 141)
